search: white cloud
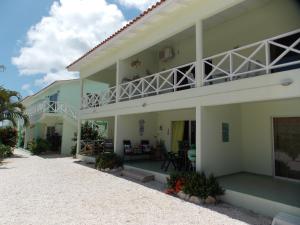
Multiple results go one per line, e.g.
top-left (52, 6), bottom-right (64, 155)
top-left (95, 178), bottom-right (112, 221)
top-left (21, 84), bottom-right (34, 95)
top-left (34, 71), bottom-right (79, 87)
top-left (118, 0), bottom-right (158, 11)
top-left (12, 0), bottom-right (127, 87)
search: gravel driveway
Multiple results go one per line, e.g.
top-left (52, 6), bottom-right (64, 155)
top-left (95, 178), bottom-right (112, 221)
top-left (0, 149), bottom-right (271, 225)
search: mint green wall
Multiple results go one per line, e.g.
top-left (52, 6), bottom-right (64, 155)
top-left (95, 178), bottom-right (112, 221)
top-left (83, 79), bottom-right (109, 95)
top-left (61, 119), bottom-right (77, 155)
top-left (24, 79), bottom-right (108, 154)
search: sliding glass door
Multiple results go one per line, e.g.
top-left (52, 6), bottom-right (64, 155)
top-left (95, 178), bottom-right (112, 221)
top-left (273, 117), bottom-right (300, 181)
top-left (171, 120), bottom-right (196, 153)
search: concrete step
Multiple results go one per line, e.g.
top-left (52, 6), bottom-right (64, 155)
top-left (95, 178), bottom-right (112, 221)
top-left (121, 168), bottom-right (154, 183)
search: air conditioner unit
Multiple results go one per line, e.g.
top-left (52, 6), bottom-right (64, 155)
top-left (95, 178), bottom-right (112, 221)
top-left (159, 47), bottom-right (174, 62)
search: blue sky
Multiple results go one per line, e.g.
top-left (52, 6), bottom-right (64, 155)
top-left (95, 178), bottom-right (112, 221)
top-left (0, 0), bottom-right (155, 98)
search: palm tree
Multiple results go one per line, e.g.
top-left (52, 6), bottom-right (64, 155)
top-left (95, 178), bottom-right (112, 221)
top-left (0, 86), bottom-right (29, 127)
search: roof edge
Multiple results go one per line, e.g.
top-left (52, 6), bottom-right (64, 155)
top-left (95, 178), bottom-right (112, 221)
top-left (66, 0), bottom-right (167, 70)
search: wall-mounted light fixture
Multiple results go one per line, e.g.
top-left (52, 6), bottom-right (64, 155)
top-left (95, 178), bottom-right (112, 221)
top-left (280, 78), bottom-right (293, 86)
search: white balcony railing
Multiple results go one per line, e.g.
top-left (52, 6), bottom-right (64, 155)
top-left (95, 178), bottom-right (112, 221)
top-left (82, 29), bottom-right (300, 110)
top-left (82, 86), bottom-right (116, 109)
top-left (119, 62), bottom-right (196, 101)
top-left (26, 100), bottom-right (77, 121)
top-left (82, 62), bottom-right (196, 109)
top-left (202, 29), bottom-right (300, 85)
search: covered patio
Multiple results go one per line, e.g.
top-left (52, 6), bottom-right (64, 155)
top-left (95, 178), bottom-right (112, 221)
top-left (218, 172), bottom-right (300, 209)
top-left (218, 173), bottom-right (300, 217)
top-left (77, 116), bottom-right (115, 159)
top-left (202, 97), bottom-right (300, 216)
top-left (115, 108), bottom-right (197, 175)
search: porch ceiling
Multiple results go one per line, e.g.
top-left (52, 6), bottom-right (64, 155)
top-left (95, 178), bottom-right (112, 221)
top-left (204, 0), bottom-right (271, 30)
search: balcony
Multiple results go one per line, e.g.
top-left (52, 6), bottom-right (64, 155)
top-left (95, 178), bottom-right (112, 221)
top-left (82, 62), bottom-right (196, 109)
top-left (27, 100), bottom-right (77, 123)
top-left (203, 29), bottom-right (300, 85)
top-left (81, 29), bottom-right (300, 110)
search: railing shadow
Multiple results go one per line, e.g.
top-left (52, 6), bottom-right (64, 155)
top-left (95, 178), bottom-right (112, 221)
top-left (73, 159), bottom-right (96, 169)
top-left (9, 154), bottom-right (28, 159)
top-left (72, 158), bottom-right (271, 224)
top-left (73, 160), bottom-right (166, 192)
top-left (37, 153), bottom-right (70, 159)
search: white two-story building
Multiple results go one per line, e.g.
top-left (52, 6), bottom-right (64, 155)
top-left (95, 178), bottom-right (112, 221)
top-left (67, 0), bottom-right (300, 217)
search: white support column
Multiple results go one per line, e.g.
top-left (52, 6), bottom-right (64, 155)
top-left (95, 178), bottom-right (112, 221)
top-left (195, 20), bottom-right (203, 87)
top-left (113, 115), bottom-right (124, 157)
top-left (116, 60), bottom-right (121, 103)
top-left (196, 105), bottom-right (202, 172)
top-left (76, 118), bottom-right (82, 156)
top-left (114, 115), bottom-right (118, 153)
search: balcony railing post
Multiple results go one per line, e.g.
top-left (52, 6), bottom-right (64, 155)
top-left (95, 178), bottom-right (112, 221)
top-left (156, 75), bottom-right (159, 95)
top-left (265, 40), bottom-right (270, 74)
top-left (229, 52), bottom-right (233, 81)
top-left (141, 79), bottom-right (145, 98)
top-left (173, 70), bottom-right (177, 92)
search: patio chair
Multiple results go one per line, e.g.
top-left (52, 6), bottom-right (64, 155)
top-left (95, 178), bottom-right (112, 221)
top-left (187, 148), bottom-right (196, 171)
top-left (123, 140), bottom-right (133, 155)
top-left (140, 140), bottom-right (151, 154)
top-left (161, 150), bottom-right (178, 172)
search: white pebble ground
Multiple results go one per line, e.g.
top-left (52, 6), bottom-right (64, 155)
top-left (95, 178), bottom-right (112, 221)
top-left (0, 149), bottom-right (271, 225)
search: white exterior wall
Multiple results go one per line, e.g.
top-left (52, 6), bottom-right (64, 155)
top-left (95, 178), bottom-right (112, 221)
top-left (157, 34), bottom-right (195, 71)
top-left (122, 51), bottom-right (158, 80)
top-left (115, 113), bottom-right (158, 155)
top-left (204, 0), bottom-right (300, 57)
top-left (105, 117), bottom-right (115, 140)
top-left (201, 98), bottom-right (300, 177)
top-left (202, 104), bottom-right (242, 176)
top-left (241, 98), bottom-right (300, 176)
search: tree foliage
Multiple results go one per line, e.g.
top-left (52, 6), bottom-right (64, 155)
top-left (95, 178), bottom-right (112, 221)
top-left (0, 86), bottom-right (29, 127)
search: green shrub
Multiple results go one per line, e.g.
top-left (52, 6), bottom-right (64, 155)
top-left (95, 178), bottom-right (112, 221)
top-left (95, 152), bottom-right (123, 170)
top-left (0, 144), bottom-right (13, 158)
top-left (183, 172), bottom-right (208, 199)
top-left (167, 171), bottom-right (224, 199)
top-left (70, 145), bottom-right (76, 157)
top-left (28, 138), bottom-right (51, 155)
top-left (27, 140), bottom-right (36, 153)
top-left (167, 172), bottom-right (188, 191)
top-left (0, 127), bottom-right (18, 147)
